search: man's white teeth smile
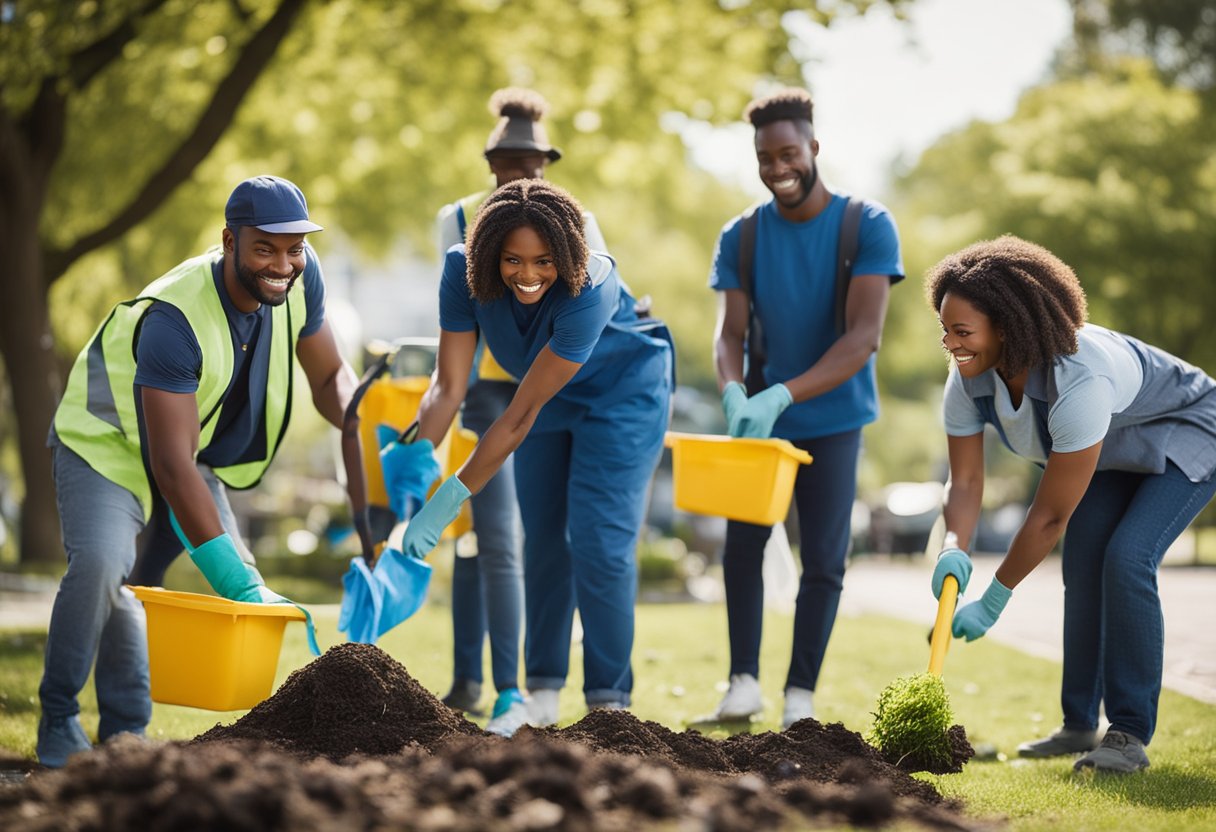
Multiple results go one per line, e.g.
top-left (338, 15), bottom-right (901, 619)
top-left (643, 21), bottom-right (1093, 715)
top-left (773, 178), bottom-right (799, 191)
top-left (260, 275), bottom-right (291, 288)
top-left (516, 282), bottom-right (542, 294)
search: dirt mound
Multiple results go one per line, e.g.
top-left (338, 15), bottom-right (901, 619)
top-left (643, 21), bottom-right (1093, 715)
top-left (0, 734), bottom-right (979, 832)
top-left (0, 644), bottom-right (983, 830)
top-left (196, 642), bottom-right (482, 758)
top-left (538, 710), bottom-right (956, 805)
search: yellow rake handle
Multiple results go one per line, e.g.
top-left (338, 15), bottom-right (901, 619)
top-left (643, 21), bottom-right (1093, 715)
top-left (928, 575), bottom-right (958, 676)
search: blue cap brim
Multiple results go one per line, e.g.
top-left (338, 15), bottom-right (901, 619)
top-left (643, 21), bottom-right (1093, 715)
top-left (253, 220), bottom-right (324, 233)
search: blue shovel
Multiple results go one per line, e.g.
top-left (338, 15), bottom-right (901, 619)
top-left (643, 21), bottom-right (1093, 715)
top-left (336, 415), bottom-right (435, 643)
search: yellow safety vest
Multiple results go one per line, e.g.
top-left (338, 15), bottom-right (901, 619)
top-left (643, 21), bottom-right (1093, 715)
top-left (53, 248), bottom-right (306, 519)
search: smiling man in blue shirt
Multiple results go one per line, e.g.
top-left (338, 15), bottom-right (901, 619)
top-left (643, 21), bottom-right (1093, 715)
top-left (709, 88), bottom-right (904, 728)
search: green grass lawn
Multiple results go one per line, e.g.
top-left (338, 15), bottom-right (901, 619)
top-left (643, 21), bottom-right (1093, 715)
top-left (2, 603), bottom-right (1214, 830)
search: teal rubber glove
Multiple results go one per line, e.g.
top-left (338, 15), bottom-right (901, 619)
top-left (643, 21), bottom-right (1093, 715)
top-left (721, 382), bottom-right (748, 435)
top-left (378, 425), bottom-right (442, 522)
top-left (952, 576), bottom-right (1013, 642)
top-left (932, 547), bottom-right (973, 599)
top-left (190, 532), bottom-right (266, 603)
top-left (179, 524), bottom-right (320, 656)
top-left (732, 383), bottom-right (794, 438)
top-left (401, 475), bottom-right (471, 559)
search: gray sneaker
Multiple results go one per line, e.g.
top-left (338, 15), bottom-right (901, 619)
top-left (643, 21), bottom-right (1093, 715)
top-left (1074, 730), bottom-right (1149, 774)
top-left (1017, 726), bottom-right (1100, 758)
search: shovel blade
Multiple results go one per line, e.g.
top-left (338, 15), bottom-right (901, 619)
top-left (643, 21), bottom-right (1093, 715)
top-left (372, 547), bottom-right (432, 636)
top-left (338, 557), bottom-right (382, 644)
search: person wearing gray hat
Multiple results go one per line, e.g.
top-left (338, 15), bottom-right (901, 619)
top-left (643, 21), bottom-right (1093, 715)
top-left (37, 175), bottom-right (371, 767)
top-left (423, 89), bottom-right (605, 736)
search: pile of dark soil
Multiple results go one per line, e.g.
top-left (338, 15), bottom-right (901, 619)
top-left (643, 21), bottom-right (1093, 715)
top-left (196, 641), bottom-right (481, 757)
top-left (0, 644), bottom-right (983, 831)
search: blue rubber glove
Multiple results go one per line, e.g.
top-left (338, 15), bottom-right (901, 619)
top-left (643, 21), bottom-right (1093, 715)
top-left (932, 547), bottom-right (973, 599)
top-left (378, 425), bottom-right (442, 523)
top-left (401, 475), bottom-right (471, 559)
top-left (732, 383), bottom-right (794, 438)
top-left (721, 382), bottom-right (748, 435)
top-left (952, 576), bottom-right (1013, 642)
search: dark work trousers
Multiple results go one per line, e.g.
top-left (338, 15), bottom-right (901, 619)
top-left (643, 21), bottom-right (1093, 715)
top-left (721, 428), bottom-right (861, 691)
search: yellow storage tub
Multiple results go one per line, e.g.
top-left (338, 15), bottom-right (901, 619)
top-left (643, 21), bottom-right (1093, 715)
top-left (129, 586), bottom-right (305, 711)
top-left (664, 432), bottom-right (813, 526)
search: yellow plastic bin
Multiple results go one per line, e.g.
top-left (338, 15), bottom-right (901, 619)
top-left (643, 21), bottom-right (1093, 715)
top-left (357, 375), bottom-right (472, 539)
top-left (664, 432), bottom-right (813, 525)
top-left (129, 586), bottom-right (305, 711)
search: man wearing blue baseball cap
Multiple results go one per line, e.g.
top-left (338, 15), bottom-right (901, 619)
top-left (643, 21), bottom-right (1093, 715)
top-left (37, 175), bottom-right (367, 767)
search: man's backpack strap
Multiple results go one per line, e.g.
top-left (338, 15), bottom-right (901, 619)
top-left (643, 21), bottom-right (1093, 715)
top-left (833, 197), bottom-right (864, 336)
top-left (736, 205), bottom-right (765, 395)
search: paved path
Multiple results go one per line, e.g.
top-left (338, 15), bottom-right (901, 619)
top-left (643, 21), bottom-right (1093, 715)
top-left (4, 557), bottom-right (1214, 704)
top-left (838, 555), bottom-right (1216, 704)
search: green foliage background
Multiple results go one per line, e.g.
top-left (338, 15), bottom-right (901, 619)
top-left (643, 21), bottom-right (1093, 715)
top-left (3, 0), bottom-right (1215, 556)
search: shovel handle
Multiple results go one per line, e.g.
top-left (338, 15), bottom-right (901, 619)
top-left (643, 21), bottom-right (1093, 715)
top-left (928, 574), bottom-right (958, 676)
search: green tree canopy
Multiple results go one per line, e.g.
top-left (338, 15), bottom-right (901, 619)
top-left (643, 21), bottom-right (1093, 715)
top-left (3, 0), bottom-right (909, 562)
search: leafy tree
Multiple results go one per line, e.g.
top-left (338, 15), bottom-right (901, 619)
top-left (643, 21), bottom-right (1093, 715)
top-left (1, 0), bottom-right (907, 563)
top-left (1069, 0), bottom-right (1216, 91)
top-left (1, 0), bottom-right (308, 564)
top-left (893, 60), bottom-right (1215, 373)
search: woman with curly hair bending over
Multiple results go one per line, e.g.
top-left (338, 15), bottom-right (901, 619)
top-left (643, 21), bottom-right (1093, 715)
top-left (926, 235), bottom-right (1216, 773)
top-left (381, 179), bottom-right (673, 735)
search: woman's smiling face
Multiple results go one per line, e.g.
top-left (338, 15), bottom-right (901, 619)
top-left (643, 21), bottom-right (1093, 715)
top-left (499, 225), bottom-right (558, 305)
top-left (938, 291), bottom-right (1004, 377)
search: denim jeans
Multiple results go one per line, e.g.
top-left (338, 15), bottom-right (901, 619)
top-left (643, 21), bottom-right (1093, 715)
top-left (452, 380), bottom-right (523, 692)
top-left (1060, 462), bottom-right (1216, 744)
top-left (38, 444), bottom-right (252, 741)
top-left (722, 429), bottom-right (861, 692)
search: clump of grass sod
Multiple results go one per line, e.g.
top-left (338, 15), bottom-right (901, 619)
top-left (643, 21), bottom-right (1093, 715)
top-left (868, 672), bottom-right (955, 771)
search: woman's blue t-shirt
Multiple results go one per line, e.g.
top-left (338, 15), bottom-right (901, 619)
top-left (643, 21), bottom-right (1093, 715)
top-left (439, 246), bottom-right (644, 412)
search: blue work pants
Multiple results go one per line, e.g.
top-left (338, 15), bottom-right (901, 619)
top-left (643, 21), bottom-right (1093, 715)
top-left (514, 388), bottom-right (669, 707)
top-left (721, 429), bottom-right (861, 691)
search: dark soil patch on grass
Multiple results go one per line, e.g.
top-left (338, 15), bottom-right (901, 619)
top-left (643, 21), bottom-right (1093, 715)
top-left (0, 643), bottom-right (984, 830)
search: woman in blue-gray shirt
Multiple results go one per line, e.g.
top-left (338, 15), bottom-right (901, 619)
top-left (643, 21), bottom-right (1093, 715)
top-left (381, 180), bottom-right (673, 736)
top-left (927, 236), bottom-right (1216, 774)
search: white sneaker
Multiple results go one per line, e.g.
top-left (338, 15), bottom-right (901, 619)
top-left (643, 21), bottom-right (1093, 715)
top-left (713, 673), bottom-right (763, 721)
top-left (782, 686), bottom-right (814, 729)
top-left (528, 688), bottom-right (560, 727)
top-left (485, 691), bottom-right (531, 738)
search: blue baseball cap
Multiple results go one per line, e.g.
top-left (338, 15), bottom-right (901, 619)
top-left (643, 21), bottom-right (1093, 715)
top-left (224, 175), bottom-right (323, 233)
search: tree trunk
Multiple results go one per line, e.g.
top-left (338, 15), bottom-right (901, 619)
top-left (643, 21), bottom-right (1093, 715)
top-left (0, 128), bottom-right (63, 565)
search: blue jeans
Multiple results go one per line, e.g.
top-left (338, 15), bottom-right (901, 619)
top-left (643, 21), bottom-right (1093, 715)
top-left (38, 444), bottom-right (252, 740)
top-left (1060, 462), bottom-right (1216, 745)
top-left (722, 429), bottom-right (861, 691)
top-left (452, 380), bottom-right (523, 692)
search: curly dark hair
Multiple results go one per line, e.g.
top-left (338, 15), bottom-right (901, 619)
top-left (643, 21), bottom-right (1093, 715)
top-left (744, 87), bottom-right (814, 129)
top-left (925, 235), bottom-right (1089, 376)
top-left (464, 179), bottom-right (589, 302)
top-left (488, 87), bottom-right (549, 121)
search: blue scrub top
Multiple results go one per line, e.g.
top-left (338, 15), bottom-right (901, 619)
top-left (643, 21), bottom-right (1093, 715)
top-left (439, 246), bottom-right (662, 420)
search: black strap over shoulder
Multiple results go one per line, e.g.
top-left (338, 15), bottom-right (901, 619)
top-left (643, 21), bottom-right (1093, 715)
top-left (735, 196), bottom-right (864, 395)
top-left (737, 205), bottom-right (764, 395)
top-left (834, 197), bottom-right (864, 335)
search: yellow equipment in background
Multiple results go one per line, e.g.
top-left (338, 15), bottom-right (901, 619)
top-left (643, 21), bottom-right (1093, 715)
top-left (356, 375), bottom-right (475, 541)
